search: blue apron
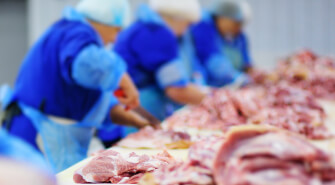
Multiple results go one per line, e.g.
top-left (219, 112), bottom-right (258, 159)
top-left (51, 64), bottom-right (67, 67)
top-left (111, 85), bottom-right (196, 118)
top-left (1, 85), bottom-right (111, 172)
top-left (218, 37), bottom-right (244, 72)
top-left (179, 32), bottom-right (206, 86)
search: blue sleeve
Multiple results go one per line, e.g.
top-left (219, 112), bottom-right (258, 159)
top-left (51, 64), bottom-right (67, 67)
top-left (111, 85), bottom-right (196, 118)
top-left (240, 34), bottom-right (252, 69)
top-left (72, 44), bottom-right (127, 91)
top-left (109, 94), bottom-right (119, 109)
top-left (58, 22), bottom-right (101, 84)
top-left (155, 58), bottom-right (189, 88)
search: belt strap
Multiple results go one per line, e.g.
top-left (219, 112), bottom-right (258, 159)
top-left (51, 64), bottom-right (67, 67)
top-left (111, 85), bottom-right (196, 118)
top-left (1, 103), bottom-right (22, 131)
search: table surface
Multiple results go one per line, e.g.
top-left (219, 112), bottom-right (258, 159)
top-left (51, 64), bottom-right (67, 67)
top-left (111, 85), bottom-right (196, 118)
top-left (57, 100), bottom-right (335, 185)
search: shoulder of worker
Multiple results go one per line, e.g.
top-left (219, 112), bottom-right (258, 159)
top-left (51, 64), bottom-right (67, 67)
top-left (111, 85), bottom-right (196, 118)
top-left (51, 7), bottom-right (103, 45)
top-left (116, 4), bottom-right (178, 53)
top-left (115, 23), bottom-right (178, 72)
top-left (191, 10), bottom-right (218, 39)
top-left (189, 11), bottom-right (220, 63)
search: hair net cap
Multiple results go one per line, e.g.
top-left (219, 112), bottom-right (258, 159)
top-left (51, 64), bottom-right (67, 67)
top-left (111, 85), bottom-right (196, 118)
top-left (149, 0), bottom-right (201, 22)
top-left (76, 0), bottom-right (131, 27)
top-left (211, 0), bottom-right (252, 23)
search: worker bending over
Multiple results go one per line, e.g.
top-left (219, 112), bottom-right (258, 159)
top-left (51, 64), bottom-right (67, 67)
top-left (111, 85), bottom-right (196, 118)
top-left (1, 0), bottom-right (155, 172)
top-left (114, 0), bottom-right (207, 121)
top-left (190, 0), bottom-right (253, 87)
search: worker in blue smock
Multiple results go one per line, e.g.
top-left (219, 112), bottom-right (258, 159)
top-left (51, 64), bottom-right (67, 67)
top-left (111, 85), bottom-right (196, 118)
top-left (114, 0), bottom-right (207, 121)
top-left (190, 0), bottom-right (253, 87)
top-left (0, 0), bottom-right (156, 172)
top-left (0, 129), bottom-right (56, 185)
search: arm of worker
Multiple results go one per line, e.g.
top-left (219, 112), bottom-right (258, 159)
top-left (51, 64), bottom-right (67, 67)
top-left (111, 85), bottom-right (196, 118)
top-left (108, 95), bottom-right (160, 129)
top-left (115, 73), bottom-right (140, 110)
top-left (71, 44), bottom-right (139, 109)
top-left (109, 105), bottom-right (152, 129)
top-left (156, 59), bottom-right (206, 105)
top-left (165, 85), bottom-right (206, 105)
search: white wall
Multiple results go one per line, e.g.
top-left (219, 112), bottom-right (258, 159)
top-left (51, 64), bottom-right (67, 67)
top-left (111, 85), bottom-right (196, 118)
top-left (0, 0), bottom-right (27, 85)
top-left (28, 0), bottom-right (79, 44)
top-left (246, 0), bottom-right (335, 69)
top-left (27, 0), bottom-right (335, 70)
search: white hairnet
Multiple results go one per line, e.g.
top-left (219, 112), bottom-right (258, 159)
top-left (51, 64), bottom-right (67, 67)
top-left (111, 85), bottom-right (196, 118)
top-left (211, 0), bottom-right (252, 23)
top-left (76, 0), bottom-right (131, 27)
top-left (149, 0), bottom-right (201, 22)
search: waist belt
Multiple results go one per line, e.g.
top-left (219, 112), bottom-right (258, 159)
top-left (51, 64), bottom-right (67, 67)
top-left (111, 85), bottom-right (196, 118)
top-left (1, 102), bottom-right (78, 131)
top-left (1, 102), bottom-right (22, 131)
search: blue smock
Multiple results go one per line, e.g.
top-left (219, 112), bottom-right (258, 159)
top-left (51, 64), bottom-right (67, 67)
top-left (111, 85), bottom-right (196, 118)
top-left (2, 7), bottom-right (125, 172)
top-left (114, 5), bottom-right (189, 121)
top-left (190, 11), bottom-right (252, 87)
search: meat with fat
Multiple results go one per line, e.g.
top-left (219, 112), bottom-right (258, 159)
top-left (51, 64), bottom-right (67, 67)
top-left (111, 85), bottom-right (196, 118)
top-left (116, 127), bottom-right (192, 149)
top-left (213, 125), bottom-right (335, 185)
top-left (73, 150), bottom-right (174, 184)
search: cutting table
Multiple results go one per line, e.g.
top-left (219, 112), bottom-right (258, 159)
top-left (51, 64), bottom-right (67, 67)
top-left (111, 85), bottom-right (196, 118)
top-left (57, 100), bottom-right (335, 185)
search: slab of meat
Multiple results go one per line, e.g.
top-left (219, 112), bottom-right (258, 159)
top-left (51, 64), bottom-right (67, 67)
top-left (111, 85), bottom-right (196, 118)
top-left (166, 89), bottom-right (246, 131)
top-left (248, 106), bottom-right (330, 139)
top-left (213, 125), bottom-right (335, 185)
top-left (139, 136), bottom-right (223, 185)
top-left (139, 162), bottom-right (214, 185)
top-left (188, 136), bottom-right (223, 170)
top-left (116, 127), bottom-right (192, 149)
top-left (73, 150), bottom-right (174, 184)
top-left (251, 50), bottom-right (335, 100)
top-left (167, 83), bottom-right (330, 139)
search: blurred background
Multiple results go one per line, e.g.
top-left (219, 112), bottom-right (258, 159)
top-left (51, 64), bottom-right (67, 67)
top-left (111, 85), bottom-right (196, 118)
top-left (0, 0), bottom-right (334, 85)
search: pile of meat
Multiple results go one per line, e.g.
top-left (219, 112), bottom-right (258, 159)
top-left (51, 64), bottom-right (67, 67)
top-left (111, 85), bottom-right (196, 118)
top-left (167, 82), bottom-right (330, 139)
top-left (73, 150), bottom-right (174, 184)
top-left (116, 127), bottom-right (192, 149)
top-left (141, 126), bottom-right (335, 185)
top-left (251, 50), bottom-right (335, 100)
top-left (139, 136), bottom-right (222, 185)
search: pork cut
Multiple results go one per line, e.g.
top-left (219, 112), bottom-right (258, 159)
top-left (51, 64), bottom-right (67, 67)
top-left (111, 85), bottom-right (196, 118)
top-left (116, 127), bottom-right (192, 149)
top-left (73, 150), bottom-right (174, 184)
top-left (166, 89), bottom-right (246, 131)
top-left (251, 50), bottom-right (335, 100)
top-left (139, 136), bottom-right (223, 185)
top-left (167, 83), bottom-right (330, 139)
top-left (140, 162), bottom-right (214, 185)
top-left (213, 125), bottom-right (335, 185)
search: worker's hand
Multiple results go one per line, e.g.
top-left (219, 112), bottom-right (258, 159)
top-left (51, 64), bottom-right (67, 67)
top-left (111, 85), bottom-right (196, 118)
top-left (117, 73), bottom-right (140, 110)
top-left (150, 122), bottom-right (162, 130)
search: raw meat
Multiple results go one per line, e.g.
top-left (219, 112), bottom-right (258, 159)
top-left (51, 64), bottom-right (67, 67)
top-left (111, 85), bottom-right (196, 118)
top-left (139, 162), bottom-right (214, 185)
top-left (73, 150), bottom-right (174, 184)
top-left (116, 127), bottom-right (192, 149)
top-left (167, 83), bottom-right (330, 139)
top-left (213, 125), bottom-right (335, 185)
top-left (251, 50), bottom-right (335, 100)
top-left (168, 79), bottom-right (331, 139)
top-left (166, 89), bottom-right (246, 131)
top-left (230, 87), bottom-right (266, 117)
top-left (139, 136), bottom-right (223, 185)
top-left (188, 136), bottom-right (223, 170)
